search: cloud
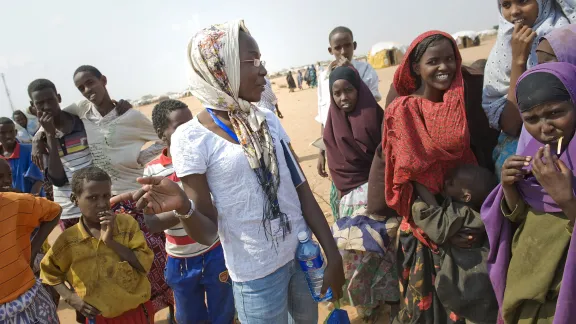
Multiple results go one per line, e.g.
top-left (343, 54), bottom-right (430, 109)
top-left (0, 54), bottom-right (35, 70)
top-left (50, 15), bottom-right (65, 27)
top-left (171, 14), bottom-right (201, 34)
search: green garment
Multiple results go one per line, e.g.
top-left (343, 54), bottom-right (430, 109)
top-left (501, 199), bottom-right (571, 324)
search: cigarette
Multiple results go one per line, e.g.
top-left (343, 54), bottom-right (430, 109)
top-left (558, 137), bottom-right (564, 155)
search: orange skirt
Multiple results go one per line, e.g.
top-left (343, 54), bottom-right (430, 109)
top-left (87, 301), bottom-right (155, 324)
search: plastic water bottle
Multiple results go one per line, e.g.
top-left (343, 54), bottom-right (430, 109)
top-left (296, 231), bottom-right (333, 302)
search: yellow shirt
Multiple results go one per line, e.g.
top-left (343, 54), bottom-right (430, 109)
top-left (40, 213), bottom-right (154, 318)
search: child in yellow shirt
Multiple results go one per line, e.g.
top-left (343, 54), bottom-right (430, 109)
top-left (41, 166), bottom-right (155, 323)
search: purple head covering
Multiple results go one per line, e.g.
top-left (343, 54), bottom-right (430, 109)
top-left (481, 62), bottom-right (576, 324)
top-left (543, 24), bottom-right (576, 65)
top-left (517, 24), bottom-right (576, 152)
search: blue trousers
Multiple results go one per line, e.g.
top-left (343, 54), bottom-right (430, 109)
top-left (164, 245), bottom-right (234, 324)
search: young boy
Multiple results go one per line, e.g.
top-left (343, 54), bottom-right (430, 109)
top-left (316, 26), bottom-right (381, 217)
top-left (412, 164), bottom-right (499, 324)
top-left (28, 78), bottom-right (93, 231)
top-left (40, 166), bottom-right (155, 323)
top-left (145, 99), bottom-right (235, 324)
top-left (0, 157), bottom-right (61, 323)
top-left (0, 117), bottom-right (44, 195)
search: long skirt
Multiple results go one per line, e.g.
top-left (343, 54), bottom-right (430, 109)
top-left (0, 280), bottom-right (59, 324)
top-left (332, 183), bottom-right (400, 320)
top-left (394, 225), bottom-right (461, 324)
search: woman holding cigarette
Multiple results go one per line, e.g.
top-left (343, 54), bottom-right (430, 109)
top-left (482, 62), bottom-right (576, 323)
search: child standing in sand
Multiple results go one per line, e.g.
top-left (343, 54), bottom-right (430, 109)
top-left (316, 26), bottom-right (381, 220)
top-left (41, 166), bottom-right (155, 323)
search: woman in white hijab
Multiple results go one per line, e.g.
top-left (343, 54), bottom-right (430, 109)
top-left (482, 0), bottom-right (575, 178)
top-left (170, 20), bottom-right (344, 323)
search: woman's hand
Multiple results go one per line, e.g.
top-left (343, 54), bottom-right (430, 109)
top-left (111, 176), bottom-right (189, 215)
top-left (511, 23), bottom-right (537, 66)
top-left (501, 155), bottom-right (532, 186)
top-left (532, 144), bottom-right (574, 206)
top-left (321, 255), bottom-right (345, 301)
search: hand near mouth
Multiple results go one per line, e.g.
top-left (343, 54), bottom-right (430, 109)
top-left (511, 23), bottom-right (537, 66)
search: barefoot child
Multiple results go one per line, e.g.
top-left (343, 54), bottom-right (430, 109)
top-left (412, 165), bottom-right (499, 323)
top-left (0, 157), bottom-right (61, 323)
top-left (144, 99), bottom-right (235, 324)
top-left (41, 166), bottom-right (155, 323)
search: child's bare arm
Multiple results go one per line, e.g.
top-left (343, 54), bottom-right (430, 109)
top-left (53, 283), bottom-right (100, 318)
top-left (30, 208), bottom-right (60, 263)
top-left (100, 212), bottom-right (149, 273)
top-left (413, 182), bottom-right (439, 207)
top-left (105, 241), bottom-right (147, 273)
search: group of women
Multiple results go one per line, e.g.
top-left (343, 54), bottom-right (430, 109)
top-left (320, 1), bottom-right (576, 323)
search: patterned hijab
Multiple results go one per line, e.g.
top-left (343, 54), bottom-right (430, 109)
top-left (187, 20), bottom-right (289, 240)
top-left (383, 31), bottom-right (477, 251)
top-left (482, 0), bottom-right (576, 129)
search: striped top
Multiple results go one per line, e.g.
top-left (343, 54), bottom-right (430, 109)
top-left (0, 193), bottom-right (61, 303)
top-left (144, 149), bottom-right (220, 258)
top-left (48, 115), bottom-right (93, 220)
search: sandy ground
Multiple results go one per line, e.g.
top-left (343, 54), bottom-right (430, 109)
top-left (50, 38), bottom-right (496, 323)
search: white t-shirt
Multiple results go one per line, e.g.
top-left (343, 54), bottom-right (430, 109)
top-left (171, 110), bottom-right (308, 282)
top-left (64, 101), bottom-right (161, 194)
top-left (316, 60), bottom-right (382, 126)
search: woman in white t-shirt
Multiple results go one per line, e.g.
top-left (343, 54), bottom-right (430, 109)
top-left (170, 20), bottom-right (344, 323)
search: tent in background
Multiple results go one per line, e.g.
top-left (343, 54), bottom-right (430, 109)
top-left (367, 42), bottom-right (406, 69)
top-left (452, 31), bottom-right (481, 49)
top-left (479, 29), bottom-right (498, 41)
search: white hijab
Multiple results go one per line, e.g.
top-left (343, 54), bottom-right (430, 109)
top-left (482, 0), bottom-right (576, 130)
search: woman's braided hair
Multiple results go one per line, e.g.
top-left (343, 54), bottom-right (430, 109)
top-left (409, 34), bottom-right (455, 89)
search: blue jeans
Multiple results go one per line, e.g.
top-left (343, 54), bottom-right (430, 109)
top-left (164, 245), bottom-right (235, 324)
top-left (232, 259), bottom-right (318, 324)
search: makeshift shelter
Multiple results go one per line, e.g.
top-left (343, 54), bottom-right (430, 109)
top-left (479, 29), bottom-right (498, 41)
top-left (367, 42), bottom-right (406, 69)
top-left (452, 31), bottom-right (480, 49)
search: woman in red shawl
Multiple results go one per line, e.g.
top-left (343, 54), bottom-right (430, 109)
top-left (383, 31), bottom-right (479, 323)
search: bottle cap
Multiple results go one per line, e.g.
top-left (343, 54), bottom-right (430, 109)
top-left (297, 231), bottom-right (308, 242)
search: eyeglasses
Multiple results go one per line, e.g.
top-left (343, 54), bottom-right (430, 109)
top-left (241, 58), bottom-right (262, 67)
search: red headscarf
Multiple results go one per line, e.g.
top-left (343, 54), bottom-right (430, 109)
top-left (383, 31), bottom-right (477, 250)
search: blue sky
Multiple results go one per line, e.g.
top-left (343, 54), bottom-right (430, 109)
top-left (0, 0), bottom-right (497, 117)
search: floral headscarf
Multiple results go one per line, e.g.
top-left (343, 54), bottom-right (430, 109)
top-left (187, 20), bottom-right (290, 240)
